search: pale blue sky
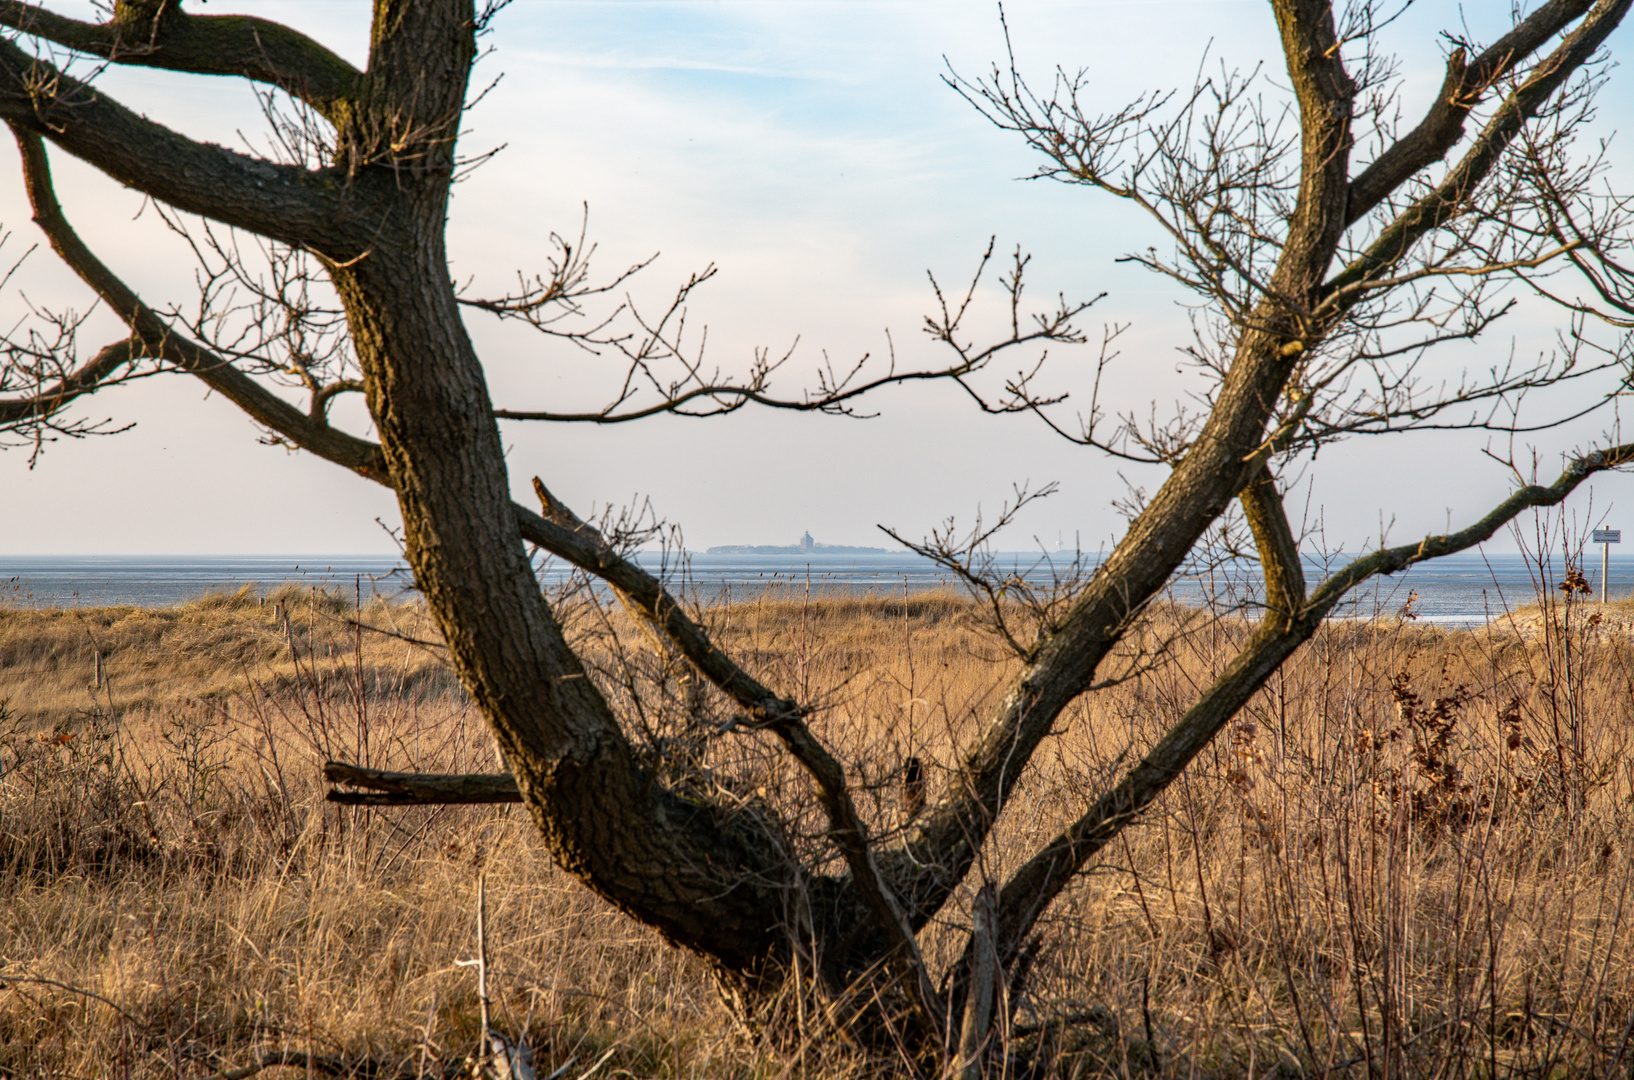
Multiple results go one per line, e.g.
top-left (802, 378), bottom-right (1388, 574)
top-left (2, 1), bottom-right (1631, 555)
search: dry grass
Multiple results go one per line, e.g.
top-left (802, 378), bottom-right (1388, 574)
top-left (2, 582), bottom-right (1633, 1078)
top-left (0, 583), bottom-right (459, 730)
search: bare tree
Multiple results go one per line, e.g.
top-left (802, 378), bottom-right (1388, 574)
top-left (2, 0), bottom-right (1633, 1072)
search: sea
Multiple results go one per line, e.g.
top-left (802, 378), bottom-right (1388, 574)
top-left (1, 550), bottom-right (1630, 627)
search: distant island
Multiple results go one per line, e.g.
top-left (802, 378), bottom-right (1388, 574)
top-left (706, 531), bottom-right (891, 556)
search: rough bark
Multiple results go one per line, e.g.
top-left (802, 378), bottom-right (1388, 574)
top-left (0, 40), bottom-right (374, 254)
top-left (309, 5), bottom-right (803, 976)
top-left (0, 0), bottom-right (362, 119)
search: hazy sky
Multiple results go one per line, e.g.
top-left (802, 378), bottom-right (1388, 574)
top-left (2, 1), bottom-right (1631, 556)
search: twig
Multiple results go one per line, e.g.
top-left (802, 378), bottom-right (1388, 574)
top-left (0, 972), bottom-right (142, 1028)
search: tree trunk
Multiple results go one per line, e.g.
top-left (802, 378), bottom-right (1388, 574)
top-left (324, 1), bottom-right (801, 985)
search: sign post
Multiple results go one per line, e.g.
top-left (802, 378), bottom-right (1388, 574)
top-left (1592, 528), bottom-right (1621, 603)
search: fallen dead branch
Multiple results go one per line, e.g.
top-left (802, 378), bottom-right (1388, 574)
top-left (323, 761), bottom-right (521, 805)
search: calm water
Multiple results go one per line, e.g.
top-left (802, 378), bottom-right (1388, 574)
top-left (0, 555), bottom-right (417, 609)
top-left (1, 550), bottom-right (1629, 626)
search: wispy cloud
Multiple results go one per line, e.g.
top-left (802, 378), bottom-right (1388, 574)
top-left (507, 48), bottom-right (822, 79)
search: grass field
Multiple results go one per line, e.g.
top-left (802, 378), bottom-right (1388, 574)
top-left (3, 582), bottom-right (1633, 1078)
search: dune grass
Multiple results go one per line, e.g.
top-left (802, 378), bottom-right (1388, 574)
top-left (0, 583), bottom-right (460, 731)
top-left (2, 582), bottom-right (1632, 1078)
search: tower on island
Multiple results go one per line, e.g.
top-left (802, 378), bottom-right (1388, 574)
top-left (800, 531), bottom-right (815, 551)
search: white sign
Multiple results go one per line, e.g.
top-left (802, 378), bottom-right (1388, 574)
top-left (1593, 529), bottom-right (1622, 544)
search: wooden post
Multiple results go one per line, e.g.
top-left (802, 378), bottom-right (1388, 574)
top-left (1593, 529), bottom-right (1621, 604)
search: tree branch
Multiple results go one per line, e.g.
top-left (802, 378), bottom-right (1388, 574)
top-left (0, 337), bottom-right (135, 426)
top-left (9, 128), bottom-right (817, 805)
top-left (526, 479), bottom-right (943, 1032)
top-left (1324, 0), bottom-right (1630, 303)
top-left (491, 240), bottom-right (1097, 427)
top-left (1345, 0), bottom-right (1597, 226)
top-left (1270, 0), bottom-right (1357, 297)
top-left (6, 126), bottom-right (387, 479)
top-left (873, 1), bottom-right (1363, 931)
top-left (323, 761), bottom-right (521, 805)
top-left (0, 2), bottom-right (362, 122)
top-left (1239, 463), bottom-right (1305, 620)
top-left (0, 40), bottom-right (374, 255)
top-left (979, 436), bottom-right (1634, 968)
top-left (493, 363), bottom-right (999, 423)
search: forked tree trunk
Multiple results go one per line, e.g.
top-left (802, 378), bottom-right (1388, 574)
top-left (337, 190), bottom-right (917, 1026)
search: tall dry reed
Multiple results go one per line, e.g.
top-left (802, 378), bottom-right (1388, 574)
top-left (1, 580), bottom-right (1630, 1077)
